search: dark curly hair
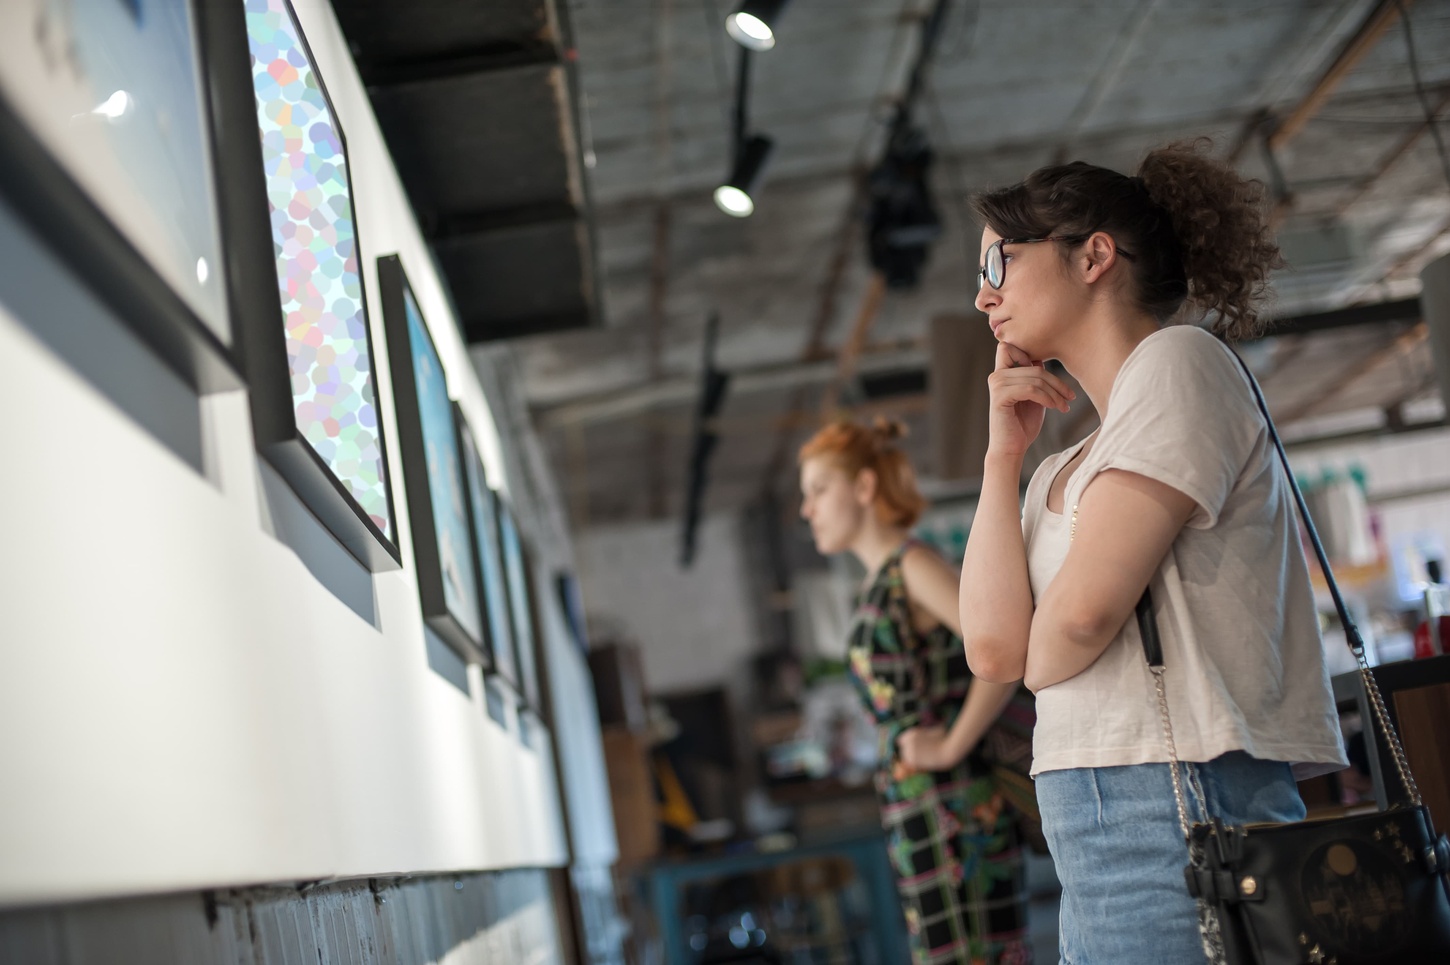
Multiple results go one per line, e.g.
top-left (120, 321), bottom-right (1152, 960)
top-left (971, 138), bottom-right (1284, 341)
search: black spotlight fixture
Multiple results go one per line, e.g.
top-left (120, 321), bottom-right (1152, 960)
top-left (715, 134), bottom-right (774, 217)
top-left (715, 47), bottom-right (774, 217)
top-left (725, 0), bottom-right (791, 52)
top-left (863, 0), bottom-right (952, 288)
top-left (867, 126), bottom-right (942, 288)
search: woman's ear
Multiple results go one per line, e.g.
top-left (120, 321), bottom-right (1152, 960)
top-left (1083, 231), bottom-right (1120, 281)
top-left (854, 468), bottom-right (878, 508)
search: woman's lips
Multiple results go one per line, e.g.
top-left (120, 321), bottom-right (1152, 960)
top-left (989, 316), bottom-right (1008, 334)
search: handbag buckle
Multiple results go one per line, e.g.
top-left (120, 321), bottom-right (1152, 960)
top-left (1425, 834), bottom-right (1450, 875)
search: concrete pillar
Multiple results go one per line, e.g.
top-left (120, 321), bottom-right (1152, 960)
top-left (928, 311), bottom-right (997, 483)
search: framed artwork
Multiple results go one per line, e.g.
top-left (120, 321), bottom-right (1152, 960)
top-left (197, 0), bottom-right (400, 569)
top-left (483, 489), bottom-right (520, 690)
top-left (454, 405), bottom-right (504, 675)
top-left (0, 0), bottom-right (241, 392)
top-left (555, 571), bottom-right (589, 658)
top-left (379, 255), bottom-right (484, 660)
top-left (499, 497), bottom-right (542, 710)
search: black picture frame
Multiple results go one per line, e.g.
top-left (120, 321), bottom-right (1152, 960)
top-left (499, 497), bottom-right (543, 710)
top-left (485, 488), bottom-right (522, 691)
top-left (379, 255), bottom-right (486, 662)
top-left (0, 1), bottom-right (241, 394)
top-left (198, 0), bottom-right (401, 571)
top-left (454, 404), bottom-right (500, 675)
top-left (555, 571), bottom-right (590, 658)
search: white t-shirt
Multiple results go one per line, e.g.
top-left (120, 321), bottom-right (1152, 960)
top-left (1022, 326), bottom-right (1348, 779)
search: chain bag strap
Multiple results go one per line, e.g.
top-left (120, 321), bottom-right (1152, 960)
top-left (1129, 340), bottom-right (1450, 965)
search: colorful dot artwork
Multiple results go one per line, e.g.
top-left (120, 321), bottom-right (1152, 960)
top-left (245, 0), bottom-right (392, 541)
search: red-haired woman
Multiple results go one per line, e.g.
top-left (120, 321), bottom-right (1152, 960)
top-left (799, 418), bottom-right (1032, 965)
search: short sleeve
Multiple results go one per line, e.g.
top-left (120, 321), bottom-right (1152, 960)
top-left (1075, 327), bottom-right (1262, 529)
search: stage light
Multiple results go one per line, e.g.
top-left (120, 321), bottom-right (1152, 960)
top-left (725, 0), bottom-right (791, 52)
top-left (713, 134), bottom-right (773, 218)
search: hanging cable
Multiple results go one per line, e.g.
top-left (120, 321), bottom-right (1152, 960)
top-left (700, 0), bottom-right (738, 144)
top-left (1397, 0), bottom-right (1450, 193)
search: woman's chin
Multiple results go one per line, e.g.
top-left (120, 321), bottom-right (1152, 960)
top-left (813, 533), bottom-right (843, 556)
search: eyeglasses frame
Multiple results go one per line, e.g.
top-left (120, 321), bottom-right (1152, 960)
top-left (977, 233), bottom-right (1136, 291)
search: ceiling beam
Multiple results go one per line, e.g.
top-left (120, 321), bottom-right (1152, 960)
top-left (1276, 322), bottom-right (1428, 423)
top-left (1225, 0), bottom-right (1409, 169)
top-left (1267, 0), bottom-right (1411, 154)
top-left (1255, 297), bottom-right (1420, 339)
top-left (536, 296), bottom-right (1422, 429)
top-left (1283, 412), bottom-right (1446, 451)
top-left (534, 337), bottom-right (927, 430)
top-left (819, 272), bottom-right (888, 415)
top-left (1335, 85), bottom-right (1450, 217)
top-left (1049, 0), bottom-right (1160, 165)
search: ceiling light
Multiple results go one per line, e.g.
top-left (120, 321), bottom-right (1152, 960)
top-left (714, 134), bottom-right (773, 218)
top-left (714, 185), bottom-right (754, 217)
top-left (725, 0), bottom-right (790, 51)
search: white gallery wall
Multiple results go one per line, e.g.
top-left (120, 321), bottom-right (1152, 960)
top-left (575, 513), bottom-right (758, 695)
top-left (0, 0), bottom-right (578, 907)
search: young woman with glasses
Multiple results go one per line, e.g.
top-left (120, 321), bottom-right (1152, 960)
top-left (799, 418), bottom-right (1033, 964)
top-left (959, 140), bottom-right (1347, 963)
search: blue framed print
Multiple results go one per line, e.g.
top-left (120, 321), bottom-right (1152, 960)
top-left (483, 488), bottom-right (520, 689)
top-left (378, 255), bottom-right (484, 659)
top-left (499, 497), bottom-right (542, 710)
top-left (455, 405), bottom-right (507, 676)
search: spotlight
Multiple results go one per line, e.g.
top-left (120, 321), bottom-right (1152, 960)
top-left (867, 126), bottom-right (942, 288)
top-left (725, 0), bottom-right (791, 51)
top-left (713, 134), bottom-right (774, 218)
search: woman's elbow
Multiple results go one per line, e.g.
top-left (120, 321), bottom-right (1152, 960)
top-left (963, 634), bottom-right (1025, 683)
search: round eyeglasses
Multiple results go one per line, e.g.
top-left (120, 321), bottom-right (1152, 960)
top-left (977, 234), bottom-right (1135, 290)
top-left (977, 236), bottom-right (1059, 291)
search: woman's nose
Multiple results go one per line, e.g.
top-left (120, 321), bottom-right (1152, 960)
top-left (974, 284), bottom-right (998, 316)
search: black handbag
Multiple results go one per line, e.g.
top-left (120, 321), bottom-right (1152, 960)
top-left (1133, 345), bottom-right (1450, 965)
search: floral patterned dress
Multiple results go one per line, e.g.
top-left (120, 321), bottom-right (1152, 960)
top-left (847, 540), bottom-right (1031, 965)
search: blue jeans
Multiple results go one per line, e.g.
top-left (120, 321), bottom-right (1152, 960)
top-left (1036, 751), bottom-right (1306, 965)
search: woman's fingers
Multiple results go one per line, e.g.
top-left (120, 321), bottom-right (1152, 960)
top-left (990, 367), bottom-right (1076, 412)
top-left (994, 340), bottom-right (1035, 371)
top-left (991, 343), bottom-right (1075, 411)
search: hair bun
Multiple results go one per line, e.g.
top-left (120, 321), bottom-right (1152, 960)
top-left (1135, 138), bottom-right (1284, 339)
top-left (871, 416), bottom-right (909, 442)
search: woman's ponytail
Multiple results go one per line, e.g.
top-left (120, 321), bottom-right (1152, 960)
top-left (1136, 138), bottom-right (1285, 340)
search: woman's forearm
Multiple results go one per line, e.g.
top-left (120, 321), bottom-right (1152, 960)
top-left (959, 451), bottom-right (1034, 681)
top-left (945, 677), bottom-right (1019, 761)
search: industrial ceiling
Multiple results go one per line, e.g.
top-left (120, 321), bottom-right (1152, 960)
top-left (340, 0), bottom-right (1450, 529)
